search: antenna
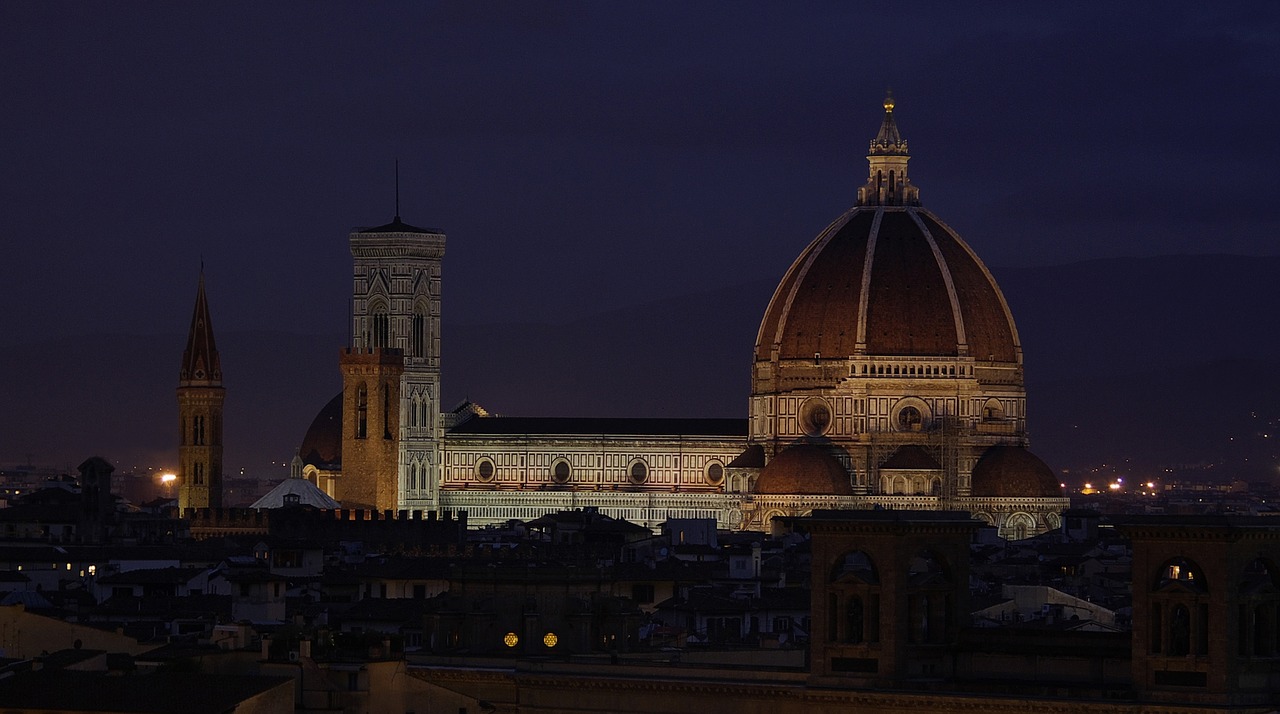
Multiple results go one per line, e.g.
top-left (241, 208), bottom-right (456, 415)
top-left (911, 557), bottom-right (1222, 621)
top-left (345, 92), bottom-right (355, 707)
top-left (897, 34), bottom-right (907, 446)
top-left (394, 159), bottom-right (401, 221)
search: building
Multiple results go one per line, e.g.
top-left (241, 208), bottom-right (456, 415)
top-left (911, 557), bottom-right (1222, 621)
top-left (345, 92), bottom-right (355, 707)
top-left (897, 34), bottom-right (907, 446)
top-left (177, 272), bottom-right (224, 511)
top-left (293, 95), bottom-right (1067, 536)
top-left (411, 512), bottom-right (1280, 713)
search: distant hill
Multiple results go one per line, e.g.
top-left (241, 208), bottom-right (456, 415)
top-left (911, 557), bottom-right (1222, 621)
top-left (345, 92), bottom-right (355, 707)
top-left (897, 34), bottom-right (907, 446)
top-left (4, 254), bottom-right (1278, 482)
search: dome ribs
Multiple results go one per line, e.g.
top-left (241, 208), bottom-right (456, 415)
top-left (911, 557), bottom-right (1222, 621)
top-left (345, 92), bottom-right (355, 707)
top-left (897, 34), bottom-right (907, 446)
top-left (865, 211), bottom-right (958, 356)
top-left (776, 210), bottom-right (874, 360)
top-left (918, 212), bottom-right (1019, 364)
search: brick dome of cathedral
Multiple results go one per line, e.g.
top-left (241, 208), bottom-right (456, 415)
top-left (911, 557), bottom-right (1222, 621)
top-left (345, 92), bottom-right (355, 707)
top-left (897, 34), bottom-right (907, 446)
top-left (754, 95), bottom-right (1020, 373)
top-left (300, 392), bottom-right (342, 468)
top-left (754, 207), bottom-right (1019, 364)
top-left (754, 445), bottom-right (852, 495)
top-left (970, 445), bottom-right (1062, 499)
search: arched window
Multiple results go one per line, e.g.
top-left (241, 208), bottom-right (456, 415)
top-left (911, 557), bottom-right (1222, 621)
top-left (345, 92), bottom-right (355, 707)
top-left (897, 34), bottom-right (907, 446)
top-left (412, 304), bottom-right (427, 357)
top-left (897, 406), bottom-right (922, 431)
top-left (907, 551), bottom-right (951, 644)
top-left (845, 596), bottom-right (864, 644)
top-left (372, 311), bottom-right (390, 348)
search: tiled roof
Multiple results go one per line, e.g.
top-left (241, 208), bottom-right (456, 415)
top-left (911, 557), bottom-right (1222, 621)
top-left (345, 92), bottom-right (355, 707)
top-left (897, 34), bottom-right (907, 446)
top-left (449, 416), bottom-right (747, 437)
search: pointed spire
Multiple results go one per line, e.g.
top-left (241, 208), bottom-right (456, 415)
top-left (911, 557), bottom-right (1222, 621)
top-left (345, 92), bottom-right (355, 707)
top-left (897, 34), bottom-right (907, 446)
top-left (856, 91), bottom-right (920, 207)
top-left (179, 270), bottom-right (222, 387)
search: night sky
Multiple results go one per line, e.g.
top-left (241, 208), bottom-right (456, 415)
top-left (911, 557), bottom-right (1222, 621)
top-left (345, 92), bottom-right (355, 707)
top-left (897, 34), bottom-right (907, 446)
top-left (4, 3), bottom-right (1279, 474)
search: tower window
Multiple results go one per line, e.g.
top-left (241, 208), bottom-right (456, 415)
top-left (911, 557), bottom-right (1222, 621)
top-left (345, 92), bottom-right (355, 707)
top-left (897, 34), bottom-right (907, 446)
top-left (192, 416), bottom-right (205, 446)
top-left (356, 384), bottom-right (368, 439)
top-left (382, 383), bottom-right (392, 439)
top-left (372, 311), bottom-right (390, 348)
top-left (412, 312), bottom-right (426, 357)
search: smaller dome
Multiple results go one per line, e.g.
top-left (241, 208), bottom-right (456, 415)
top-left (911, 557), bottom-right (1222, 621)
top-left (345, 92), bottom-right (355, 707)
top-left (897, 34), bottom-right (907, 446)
top-left (300, 393), bottom-right (343, 468)
top-left (755, 445), bottom-right (852, 495)
top-left (971, 445), bottom-right (1061, 498)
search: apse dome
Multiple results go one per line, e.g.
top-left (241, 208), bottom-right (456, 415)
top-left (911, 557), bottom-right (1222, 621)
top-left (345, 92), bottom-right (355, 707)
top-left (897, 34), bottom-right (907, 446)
top-left (754, 445), bottom-right (853, 495)
top-left (970, 445), bottom-right (1062, 499)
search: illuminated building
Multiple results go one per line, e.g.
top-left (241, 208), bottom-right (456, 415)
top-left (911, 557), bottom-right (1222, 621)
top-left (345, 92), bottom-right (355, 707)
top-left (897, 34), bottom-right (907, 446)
top-left (295, 95), bottom-right (1067, 537)
top-left (176, 271), bottom-right (224, 510)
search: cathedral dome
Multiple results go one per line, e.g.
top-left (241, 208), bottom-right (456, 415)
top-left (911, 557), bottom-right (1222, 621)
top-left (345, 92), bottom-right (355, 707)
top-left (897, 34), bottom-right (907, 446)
top-left (970, 445), bottom-right (1062, 499)
top-left (300, 392), bottom-right (342, 468)
top-left (754, 95), bottom-right (1020, 370)
top-left (754, 445), bottom-right (852, 495)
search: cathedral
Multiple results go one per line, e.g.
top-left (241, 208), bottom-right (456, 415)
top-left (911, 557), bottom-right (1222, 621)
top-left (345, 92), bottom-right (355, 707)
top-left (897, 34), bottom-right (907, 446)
top-left (188, 95), bottom-right (1066, 538)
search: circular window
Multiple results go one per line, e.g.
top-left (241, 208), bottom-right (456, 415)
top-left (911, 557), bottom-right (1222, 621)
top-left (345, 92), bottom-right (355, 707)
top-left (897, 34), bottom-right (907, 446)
top-left (800, 398), bottom-right (832, 437)
top-left (476, 458), bottom-right (495, 482)
top-left (705, 462), bottom-right (724, 486)
top-left (543, 632), bottom-right (558, 648)
top-left (896, 405), bottom-right (923, 431)
top-left (552, 460), bottom-right (571, 484)
top-left (503, 632), bottom-right (519, 648)
top-left (628, 460), bottom-right (648, 484)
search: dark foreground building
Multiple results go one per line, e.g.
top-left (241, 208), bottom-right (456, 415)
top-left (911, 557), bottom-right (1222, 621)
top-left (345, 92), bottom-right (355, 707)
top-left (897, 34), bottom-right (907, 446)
top-left (412, 511), bottom-right (1280, 713)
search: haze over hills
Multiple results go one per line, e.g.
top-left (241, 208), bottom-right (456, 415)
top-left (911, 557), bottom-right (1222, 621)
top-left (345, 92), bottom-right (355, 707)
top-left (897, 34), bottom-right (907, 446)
top-left (3, 254), bottom-right (1277, 485)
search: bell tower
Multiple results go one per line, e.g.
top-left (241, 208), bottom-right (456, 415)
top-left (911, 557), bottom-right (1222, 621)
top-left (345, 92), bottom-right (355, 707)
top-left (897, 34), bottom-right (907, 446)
top-left (344, 203), bottom-right (445, 511)
top-left (177, 271), bottom-right (224, 511)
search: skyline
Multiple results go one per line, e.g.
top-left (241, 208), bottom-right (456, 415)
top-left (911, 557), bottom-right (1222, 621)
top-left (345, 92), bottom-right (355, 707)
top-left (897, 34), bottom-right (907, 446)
top-left (4, 3), bottom-right (1280, 474)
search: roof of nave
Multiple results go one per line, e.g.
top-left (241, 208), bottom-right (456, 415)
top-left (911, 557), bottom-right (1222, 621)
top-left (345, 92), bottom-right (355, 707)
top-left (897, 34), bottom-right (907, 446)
top-left (447, 416), bottom-right (748, 437)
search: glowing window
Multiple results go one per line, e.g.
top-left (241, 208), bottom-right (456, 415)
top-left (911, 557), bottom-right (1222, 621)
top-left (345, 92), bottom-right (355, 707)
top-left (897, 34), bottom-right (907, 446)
top-left (543, 632), bottom-right (558, 647)
top-left (503, 632), bottom-right (519, 648)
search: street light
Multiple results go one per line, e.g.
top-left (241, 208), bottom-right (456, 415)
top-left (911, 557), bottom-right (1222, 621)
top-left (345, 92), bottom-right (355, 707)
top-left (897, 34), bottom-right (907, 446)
top-left (161, 473), bottom-right (177, 499)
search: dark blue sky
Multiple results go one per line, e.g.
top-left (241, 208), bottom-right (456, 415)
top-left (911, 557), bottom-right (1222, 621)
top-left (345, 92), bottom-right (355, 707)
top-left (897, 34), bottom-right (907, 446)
top-left (3, 2), bottom-right (1280, 472)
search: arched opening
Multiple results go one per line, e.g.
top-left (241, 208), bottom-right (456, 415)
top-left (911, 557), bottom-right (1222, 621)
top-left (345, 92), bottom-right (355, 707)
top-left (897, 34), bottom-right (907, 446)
top-left (907, 550), bottom-right (951, 644)
top-left (829, 551), bottom-right (880, 645)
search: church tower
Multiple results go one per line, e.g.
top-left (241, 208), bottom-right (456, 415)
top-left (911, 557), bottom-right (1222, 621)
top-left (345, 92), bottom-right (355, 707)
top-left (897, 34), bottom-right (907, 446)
top-left (177, 272), bottom-right (224, 510)
top-left (342, 208), bottom-right (445, 512)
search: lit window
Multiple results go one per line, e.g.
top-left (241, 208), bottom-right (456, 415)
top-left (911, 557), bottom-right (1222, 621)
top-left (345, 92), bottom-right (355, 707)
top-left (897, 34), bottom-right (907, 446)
top-left (543, 632), bottom-right (558, 648)
top-left (503, 632), bottom-right (519, 648)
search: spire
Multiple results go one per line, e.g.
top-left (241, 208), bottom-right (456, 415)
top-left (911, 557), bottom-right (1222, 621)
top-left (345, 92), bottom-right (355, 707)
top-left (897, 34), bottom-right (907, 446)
top-left (856, 91), bottom-right (921, 207)
top-left (179, 270), bottom-right (222, 387)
